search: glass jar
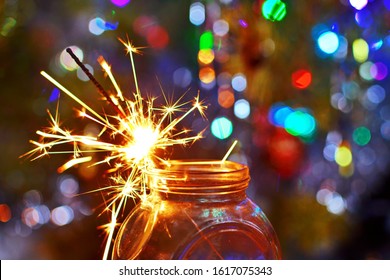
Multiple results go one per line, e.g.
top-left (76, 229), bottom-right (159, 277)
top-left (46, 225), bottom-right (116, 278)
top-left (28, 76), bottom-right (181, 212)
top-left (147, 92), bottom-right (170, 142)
top-left (112, 160), bottom-right (281, 260)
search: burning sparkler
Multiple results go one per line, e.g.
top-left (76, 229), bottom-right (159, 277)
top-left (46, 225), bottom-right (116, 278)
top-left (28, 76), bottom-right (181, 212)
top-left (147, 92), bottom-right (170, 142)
top-left (22, 38), bottom-right (207, 259)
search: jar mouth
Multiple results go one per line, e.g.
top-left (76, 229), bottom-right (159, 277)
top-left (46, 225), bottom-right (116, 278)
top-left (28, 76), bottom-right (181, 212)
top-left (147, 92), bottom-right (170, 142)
top-left (147, 160), bottom-right (250, 195)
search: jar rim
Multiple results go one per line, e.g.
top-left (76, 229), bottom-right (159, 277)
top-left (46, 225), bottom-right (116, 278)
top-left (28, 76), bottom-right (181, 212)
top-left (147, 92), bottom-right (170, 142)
top-left (147, 160), bottom-right (250, 195)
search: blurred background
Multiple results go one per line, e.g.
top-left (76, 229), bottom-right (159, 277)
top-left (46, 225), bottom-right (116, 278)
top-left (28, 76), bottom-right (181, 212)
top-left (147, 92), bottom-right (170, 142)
top-left (1, 0), bottom-right (390, 259)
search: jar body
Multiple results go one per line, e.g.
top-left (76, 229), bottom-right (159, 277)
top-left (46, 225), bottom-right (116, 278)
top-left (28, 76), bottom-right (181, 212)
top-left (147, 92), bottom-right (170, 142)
top-left (112, 161), bottom-right (281, 260)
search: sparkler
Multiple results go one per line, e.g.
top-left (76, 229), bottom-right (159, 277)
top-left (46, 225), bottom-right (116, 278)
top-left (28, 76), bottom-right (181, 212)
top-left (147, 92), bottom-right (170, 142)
top-left (22, 38), bottom-right (207, 259)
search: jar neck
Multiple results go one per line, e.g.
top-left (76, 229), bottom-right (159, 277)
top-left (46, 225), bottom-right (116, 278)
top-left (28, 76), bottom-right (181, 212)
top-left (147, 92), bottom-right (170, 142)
top-left (147, 160), bottom-right (250, 202)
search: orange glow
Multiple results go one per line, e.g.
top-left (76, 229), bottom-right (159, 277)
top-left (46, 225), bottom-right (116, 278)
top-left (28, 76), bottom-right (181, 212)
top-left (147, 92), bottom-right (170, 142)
top-left (218, 88), bottom-right (235, 108)
top-left (0, 204), bottom-right (11, 222)
top-left (199, 67), bottom-right (215, 84)
top-left (292, 69), bottom-right (312, 89)
top-left (198, 49), bottom-right (215, 65)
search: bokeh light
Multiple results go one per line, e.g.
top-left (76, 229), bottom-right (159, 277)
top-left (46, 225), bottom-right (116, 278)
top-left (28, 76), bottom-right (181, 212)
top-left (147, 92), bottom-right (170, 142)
top-left (0, 204), bottom-right (11, 222)
top-left (352, 38), bottom-right (369, 63)
top-left (366, 85), bottom-right (386, 105)
top-left (316, 188), bottom-right (334, 206)
top-left (218, 86), bottom-right (235, 108)
top-left (239, 19), bottom-right (248, 28)
top-left (317, 31), bottom-right (339, 54)
top-left (59, 46), bottom-right (83, 71)
top-left (234, 99), bottom-right (251, 119)
top-left (110, 0), bottom-right (131, 7)
top-left (88, 17), bottom-right (105, 35)
top-left (200, 31), bottom-right (214, 50)
top-left (199, 67), bottom-right (216, 84)
top-left (88, 17), bottom-right (118, 35)
top-left (333, 35), bottom-right (348, 60)
top-left (269, 104), bottom-right (317, 139)
top-left (146, 25), bottom-right (169, 49)
top-left (58, 175), bottom-right (79, 198)
top-left (354, 9), bottom-right (373, 28)
top-left (291, 69), bottom-right (312, 89)
top-left (262, 38), bottom-right (276, 57)
top-left (0, 17), bottom-right (17, 37)
top-left (213, 19), bottom-right (229, 37)
top-left (231, 73), bottom-right (247, 92)
top-left (349, 0), bottom-right (368, 10)
top-left (370, 39), bottom-right (383, 51)
top-left (380, 121), bottom-right (390, 140)
top-left (352, 126), bottom-right (371, 146)
top-left (217, 72), bottom-right (232, 86)
top-left (359, 61), bottom-right (374, 80)
top-left (335, 146), bottom-right (353, 167)
top-left (173, 67), bottom-right (192, 88)
top-left (326, 192), bottom-right (346, 215)
top-left (49, 88), bottom-right (61, 103)
top-left (268, 104), bottom-right (294, 127)
top-left (22, 205), bottom-right (50, 228)
top-left (262, 0), bottom-right (287, 22)
top-left (284, 110), bottom-right (316, 137)
top-left (357, 147), bottom-right (376, 167)
top-left (189, 2), bottom-right (205, 26)
top-left (211, 117), bottom-right (233, 140)
top-left (51, 206), bottom-right (74, 226)
top-left (370, 62), bottom-right (388, 81)
top-left (323, 143), bottom-right (337, 161)
top-left (327, 130), bottom-right (343, 145)
top-left (198, 49), bottom-right (215, 65)
top-left (77, 64), bottom-right (94, 81)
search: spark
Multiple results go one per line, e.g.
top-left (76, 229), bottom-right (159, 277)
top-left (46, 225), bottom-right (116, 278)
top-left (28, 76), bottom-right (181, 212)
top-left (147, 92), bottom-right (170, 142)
top-left (222, 140), bottom-right (238, 162)
top-left (22, 38), bottom-right (207, 259)
top-left (57, 156), bottom-right (93, 173)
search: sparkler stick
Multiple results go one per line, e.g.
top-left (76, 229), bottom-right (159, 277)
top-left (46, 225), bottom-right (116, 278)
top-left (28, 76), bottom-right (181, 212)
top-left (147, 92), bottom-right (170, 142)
top-left (66, 48), bottom-right (127, 119)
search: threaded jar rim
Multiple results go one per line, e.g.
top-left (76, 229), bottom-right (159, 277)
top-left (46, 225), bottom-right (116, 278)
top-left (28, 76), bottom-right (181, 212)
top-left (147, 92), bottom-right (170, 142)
top-left (147, 160), bottom-right (250, 195)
